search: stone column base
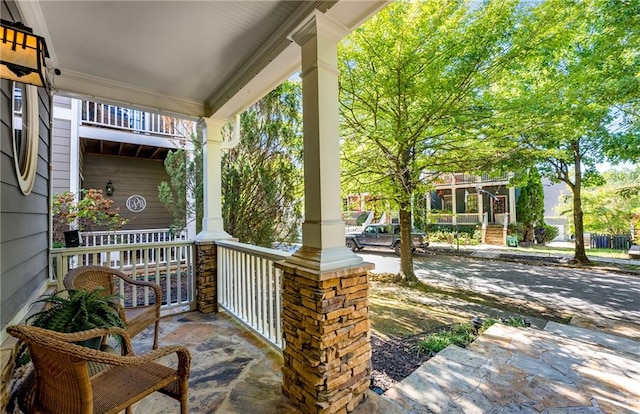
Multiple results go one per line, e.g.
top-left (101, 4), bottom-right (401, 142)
top-left (277, 261), bottom-right (374, 414)
top-left (195, 241), bottom-right (218, 313)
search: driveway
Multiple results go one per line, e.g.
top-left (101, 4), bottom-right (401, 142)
top-left (359, 252), bottom-right (640, 322)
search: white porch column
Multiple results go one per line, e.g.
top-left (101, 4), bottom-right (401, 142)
top-left (477, 187), bottom-right (484, 224)
top-left (195, 117), bottom-right (232, 241)
top-left (509, 187), bottom-right (517, 224)
top-left (451, 187), bottom-right (457, 226)
top-left (287, 11), bottom-right (362, 271)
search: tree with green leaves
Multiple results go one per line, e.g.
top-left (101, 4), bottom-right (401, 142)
top-left (339, 0), bottom-right (538, 282)
top-left (515, 169), bottom-right (545, 242)
top-left (558, 167), bottom-right (640, 236)
top-left (222, 81), bottom-right (303, 247)
top-left (158, 134), bottom-right (203, 235)
top-left (488, 0), bottom-right (640, 263)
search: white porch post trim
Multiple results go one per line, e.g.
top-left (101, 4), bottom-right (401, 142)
top-left (477, 187), bottom-right (484, 224)
top-left (451, 186), bottom-right (457, 226)
top-left (287, 11), bottom-right (362, 271)
top-left (509, 186), bottom-right (517, 224)
top-left (70, 98), bottom-right (81, 195)
top-left (195, 117), bottom-right (233, 241)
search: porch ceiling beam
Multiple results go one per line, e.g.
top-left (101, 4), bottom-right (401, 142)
top-left (206, 1), bottom-right (333, 117)
top-left (52, 72), bottom-right (206, 120)
top-left (209, 0), bottom-right (389, 120)
top-left (150, 147), bottom-right (163, 159)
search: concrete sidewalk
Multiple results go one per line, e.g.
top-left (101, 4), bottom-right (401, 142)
top-left (429, 241), bottom-right (640, 268)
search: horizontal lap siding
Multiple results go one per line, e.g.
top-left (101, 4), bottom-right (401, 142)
top-left (82, 154), bottom-right (174, 230)
top-left (52, 118), bottom-right (71, 194)
top-left (1, 0), bottom-right (52, 328)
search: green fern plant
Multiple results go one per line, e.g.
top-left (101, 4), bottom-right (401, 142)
top-left (15, 288), bottom-right (126, 366)
top-left (27, 288), bottom-right (125, 332)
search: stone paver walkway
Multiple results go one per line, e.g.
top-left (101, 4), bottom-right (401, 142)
top-left (383, 323), bottom-right (640, 413)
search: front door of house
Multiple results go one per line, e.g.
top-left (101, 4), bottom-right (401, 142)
top-left (492, 196), bottom-right (506, 223)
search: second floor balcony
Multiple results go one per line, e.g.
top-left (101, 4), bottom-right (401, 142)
top-left (433, 172), bottom-right (512, 187)
top-left (82, 101), bottom-right (196, 141)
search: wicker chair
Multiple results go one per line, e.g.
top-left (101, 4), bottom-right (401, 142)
top-left (7, 325), bottom-right (190, 414)
top-left (64, 265), bottom-right (163, 349)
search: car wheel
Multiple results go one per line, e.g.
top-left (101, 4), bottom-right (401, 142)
top-left (394, 242), bottom-right (401, 256)
top-left (346, 239), bottom-right (357, 252)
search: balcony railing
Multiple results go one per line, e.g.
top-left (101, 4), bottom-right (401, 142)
top-left (81, 101), bottom-right (195, 138)
top-left (433, 172), bottom-right (511, 186)
top-left (50, 240), bottom-right (196, 314)
top-left (216, 240), bottom-right (290, 349)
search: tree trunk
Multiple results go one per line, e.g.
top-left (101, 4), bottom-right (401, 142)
top-left (572, 142), bottom-right (590, 264)
top-left (523, 224), bottom-right (534, 243)
top-left (399, 207), bottom-right (419, 283)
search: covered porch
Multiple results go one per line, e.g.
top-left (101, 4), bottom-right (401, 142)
top-left (2, 1), bottom-right (389, 413)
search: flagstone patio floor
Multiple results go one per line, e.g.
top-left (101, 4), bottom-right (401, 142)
top-left (131, 311), bottom-right (640, 414)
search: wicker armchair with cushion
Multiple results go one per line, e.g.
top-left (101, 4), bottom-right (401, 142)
top-left (7, 325), bottom-right (190, 414)
top-left (64, 265), bottom-right (162, 349)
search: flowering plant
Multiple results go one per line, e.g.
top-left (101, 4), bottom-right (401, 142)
top-left (52, 189), bottom-right (128, 245)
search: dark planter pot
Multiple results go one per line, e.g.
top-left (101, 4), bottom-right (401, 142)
top-left (76, 336), bottom-right (102, 350)
top-left (64, 230), bottom-right (82, 247)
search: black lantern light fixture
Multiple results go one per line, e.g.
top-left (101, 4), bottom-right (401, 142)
top-left (106, 180), bottom-right (114, 196)
top-left (1, 19), bottom-right (50, 88)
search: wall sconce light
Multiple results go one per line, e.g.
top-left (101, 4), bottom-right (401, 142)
top-left (106, 180), bottom-right (114, 196)
top-left (1, 19), bottom-right (50, 88)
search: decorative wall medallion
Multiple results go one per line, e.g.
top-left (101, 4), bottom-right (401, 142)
top-left (126, 195), bottom-right (147, 212)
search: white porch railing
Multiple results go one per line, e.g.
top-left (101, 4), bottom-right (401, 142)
top-left (82, 228), bottom-right (188, 246)
top-left (216, 240), bottom-right (290, 349)
top-left (81, 101), bottom-right (195, 138)
top-left (456, 213), bottom-right (481, 224)
top-left (431, 213), bottom-right (454, 224)
top-left (430, 213), bottom-right (483, 225)
top-left (50, 241), bottom-right (196, 313)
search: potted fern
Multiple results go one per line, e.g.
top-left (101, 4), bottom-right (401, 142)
top-left (15, 288), bottom-right (125, 366)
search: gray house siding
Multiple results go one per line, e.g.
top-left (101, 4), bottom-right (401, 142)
top-left (52, 118), bottom-right (71, 194)
top-left (82, 155), bottom-right (173, 230)
top-left (1, 1), bottom-right (52, 330)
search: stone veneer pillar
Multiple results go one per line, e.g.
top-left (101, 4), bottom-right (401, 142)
top-left (195, 240), bottom-right (218, 313)
top-left (278, 262), bottom-right (374, 414)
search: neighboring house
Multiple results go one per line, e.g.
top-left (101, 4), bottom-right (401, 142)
top-left (428, 172), bottom-right (517, 227)
top-left (341, 173), bottom-right (568, 246)
top-left (51, 96), bottom-right (197, 234)
top-left (428, 173), bottom-right (569, 243)
top-left (427, 173), bottom-right (516, 246)
top-left (542, 178), bottom-right (570, 241)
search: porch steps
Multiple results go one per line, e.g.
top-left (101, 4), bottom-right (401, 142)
top-left (382, 322), bottom-right (640, 413)
top-left (484, 224), bottom-right (504, 246)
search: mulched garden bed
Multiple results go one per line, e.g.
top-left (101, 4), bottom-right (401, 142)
top-left (370, 332), bottom-right (434, 394)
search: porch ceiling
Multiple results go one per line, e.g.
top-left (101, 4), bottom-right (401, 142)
top-left (16, 0), bottom-right (388, 120)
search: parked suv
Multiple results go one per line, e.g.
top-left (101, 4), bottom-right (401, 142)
top-left (345, 223), bottom-right (428, 255)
